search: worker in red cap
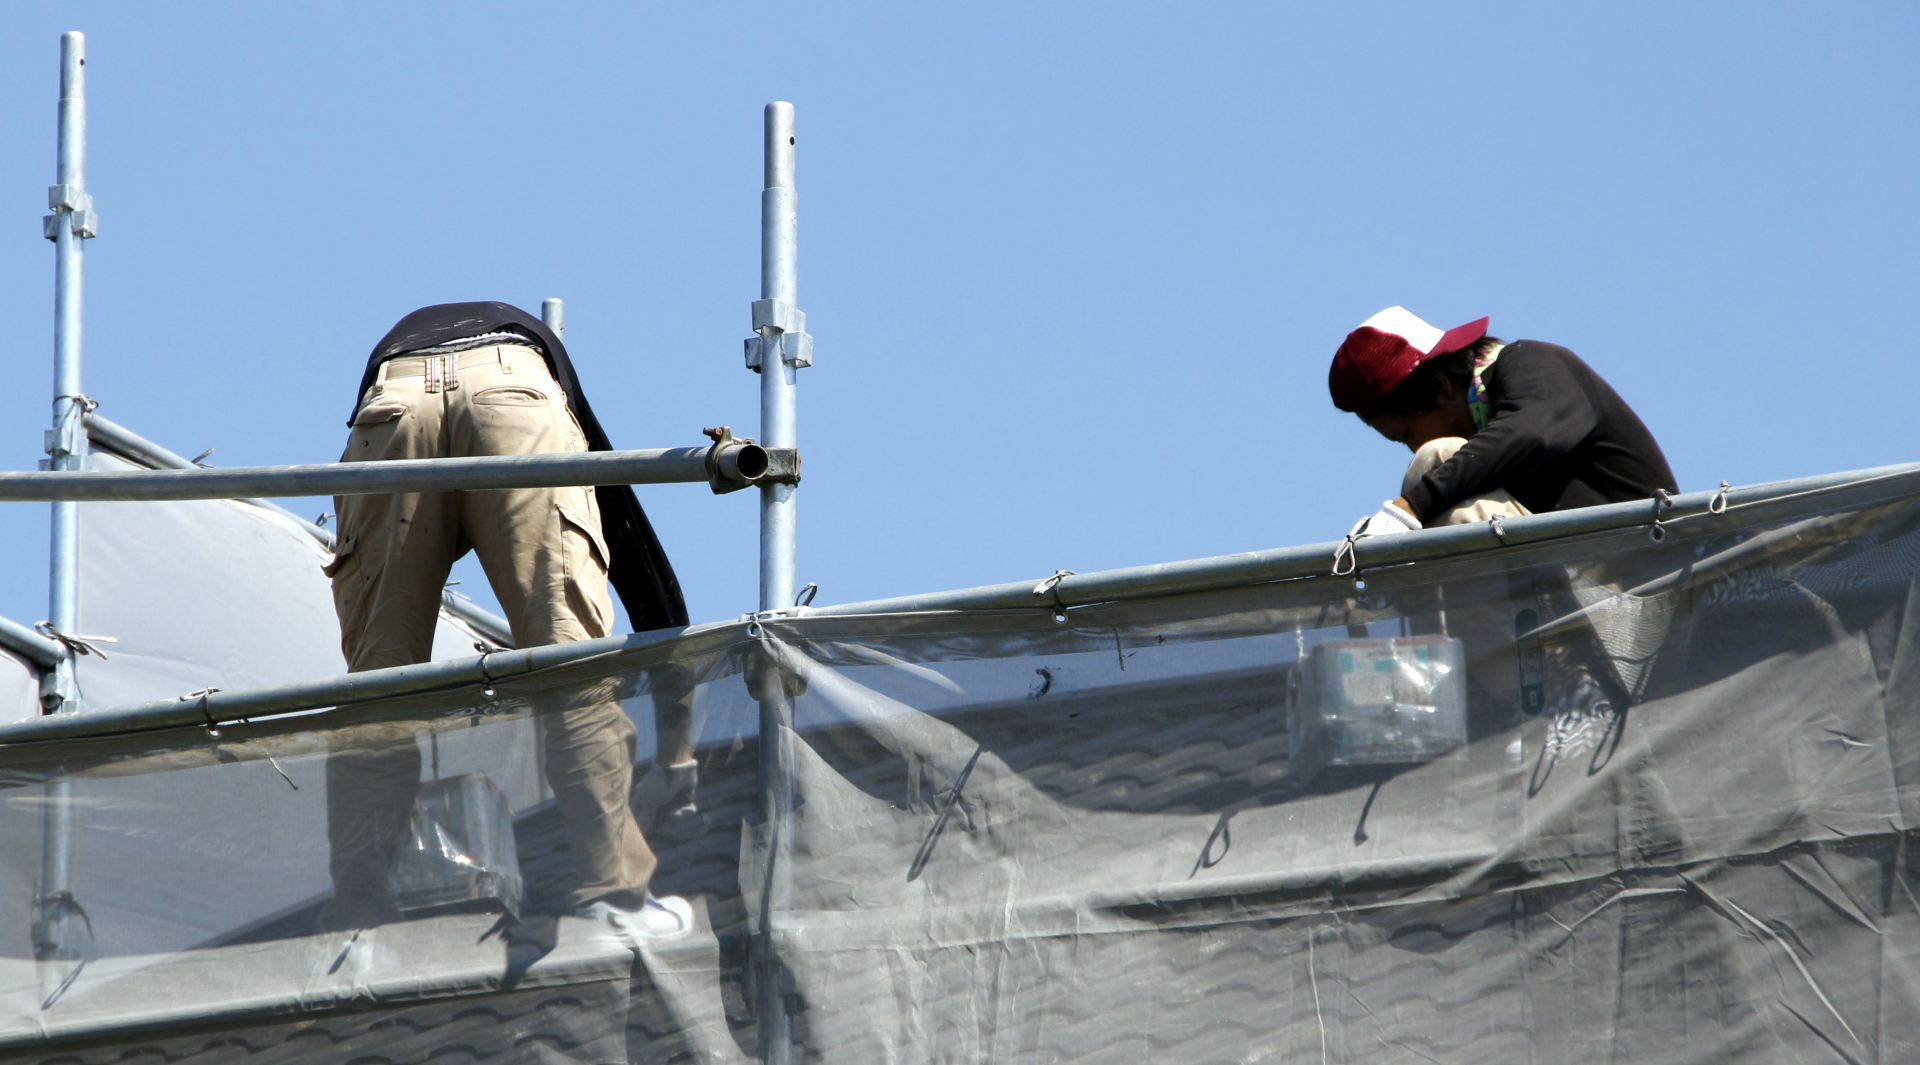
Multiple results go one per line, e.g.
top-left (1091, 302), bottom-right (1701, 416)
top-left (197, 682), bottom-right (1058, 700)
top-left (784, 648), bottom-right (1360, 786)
top-left (1329, 307), bottom-right (1676, 536)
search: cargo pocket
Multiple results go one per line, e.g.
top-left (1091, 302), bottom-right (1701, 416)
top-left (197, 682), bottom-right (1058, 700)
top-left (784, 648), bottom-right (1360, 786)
top-left (349, 403), bottom-right (410, 458)
top-left (557, 505), bottom-right (613, 638)
top-left (352, 403), bottom-right (409, 426)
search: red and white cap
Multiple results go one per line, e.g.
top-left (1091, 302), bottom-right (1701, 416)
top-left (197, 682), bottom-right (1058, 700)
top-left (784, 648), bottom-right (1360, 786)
top-left (1328, 306), bottom-right (1489, 417)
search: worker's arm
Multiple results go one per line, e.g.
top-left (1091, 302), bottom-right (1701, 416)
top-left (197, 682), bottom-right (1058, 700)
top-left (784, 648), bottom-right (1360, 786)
top-left (1401, 344), bottom-right (1599, 524)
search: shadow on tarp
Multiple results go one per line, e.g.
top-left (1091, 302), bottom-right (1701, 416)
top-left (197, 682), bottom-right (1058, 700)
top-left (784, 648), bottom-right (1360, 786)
top-left (3, 482), bottom-right (1920, 1061)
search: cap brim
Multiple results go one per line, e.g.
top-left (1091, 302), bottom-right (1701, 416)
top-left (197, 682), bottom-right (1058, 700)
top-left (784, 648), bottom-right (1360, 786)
top-left (1432, 317), bottom-right (1490, 356)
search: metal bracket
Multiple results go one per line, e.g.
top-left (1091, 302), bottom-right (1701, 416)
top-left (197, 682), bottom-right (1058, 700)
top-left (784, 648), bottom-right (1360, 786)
top-left (751, 298), bottom-right (795, 331)
top-left (702, 426), bottom-right (802, 493)
top-left (42, 210), bottom-right (97, 241)
top-left (44, 423), bottom-right (87, 463)
top-left (745, 304), bottom-right (813, 373)
top-left (42, 185), bottom-right (96, 241)
top-left (744, 328), bottom-right (814, 373)
top-left (702, 426), bottom-right (800, 494)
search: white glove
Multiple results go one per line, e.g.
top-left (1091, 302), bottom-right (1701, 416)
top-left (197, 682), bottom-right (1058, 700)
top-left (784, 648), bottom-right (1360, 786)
top-left (1358, 501), bottom-right (1420, 537)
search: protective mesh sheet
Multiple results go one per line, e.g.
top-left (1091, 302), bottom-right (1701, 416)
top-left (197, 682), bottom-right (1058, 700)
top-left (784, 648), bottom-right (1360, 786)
top-left (3, 476), bottom-right (1920, 1063)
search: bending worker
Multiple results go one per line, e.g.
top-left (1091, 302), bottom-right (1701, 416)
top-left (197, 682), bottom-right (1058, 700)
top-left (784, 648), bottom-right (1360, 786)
top-left (1328, 306), bottom-right (1677, 533)
top-left (323, 300), bottom-right (695, 942)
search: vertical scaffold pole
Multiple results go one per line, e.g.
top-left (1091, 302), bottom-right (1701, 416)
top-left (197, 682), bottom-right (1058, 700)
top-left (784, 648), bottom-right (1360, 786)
top-left (750, 101), bottom-right (808, 1065)
top-left (542, 297), bottom-right (565, 339)
top-left (757, 102), bottom-right (801, 613)
top-left (36, 29), bottom-right (96, 964)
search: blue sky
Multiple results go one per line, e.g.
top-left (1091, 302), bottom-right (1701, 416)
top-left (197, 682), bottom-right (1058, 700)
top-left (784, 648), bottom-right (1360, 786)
top-left (0, 3), bottom-right (1914, 632)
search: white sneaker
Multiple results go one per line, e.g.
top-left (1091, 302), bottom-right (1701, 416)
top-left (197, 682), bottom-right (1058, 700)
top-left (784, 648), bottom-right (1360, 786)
top-left (576, 894), bottom-right (693, 944)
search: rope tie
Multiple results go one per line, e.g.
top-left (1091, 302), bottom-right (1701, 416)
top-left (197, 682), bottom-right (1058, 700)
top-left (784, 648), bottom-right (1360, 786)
top-left (1332, 515), bottom-right (1371, 577)
top-left (1709, 480), bottom-right (1732, 515)
top-left (34, 623), bottom-right (113, 660)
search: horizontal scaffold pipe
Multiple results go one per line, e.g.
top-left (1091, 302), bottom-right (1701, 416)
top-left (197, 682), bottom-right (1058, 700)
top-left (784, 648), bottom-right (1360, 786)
top-left (0, 444), bottom-right (792, 501)
top-left (9, 459), bottom-right (1919, 749)
top-left (86, 413), bottom-right (334, 541)
top-left (0, 624), bottom-right (720, 747)
top-left (806, 460), bottom-right (1920, 617)
top-left (0, 616), bottom-right (64, 670)
top-left (88, 413), bottom-right (518, 645)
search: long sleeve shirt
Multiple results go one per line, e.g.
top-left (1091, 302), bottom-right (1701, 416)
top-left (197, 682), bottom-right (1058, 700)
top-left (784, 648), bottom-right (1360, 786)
top-left (1401, 341), bottom-right (1677, 525)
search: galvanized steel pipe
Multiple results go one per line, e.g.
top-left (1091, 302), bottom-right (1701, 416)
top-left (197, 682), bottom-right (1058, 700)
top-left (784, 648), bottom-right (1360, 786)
top-left (0, 626), bottom-right (698, 748)
top-left (754, 100), bottom-right (802, 1065)
top-left (806, 461), bottom-right (1920, 617)
top-left (86, 412), bottom-right (517, 645)
top-left (38, 28), bottom-right (90, 965)
top-left (0, 616), bottom-right (64, 671)
top-left (0, 444), bottom-right (796, 501)
top-left (759, 102), bottom-right (801, 613)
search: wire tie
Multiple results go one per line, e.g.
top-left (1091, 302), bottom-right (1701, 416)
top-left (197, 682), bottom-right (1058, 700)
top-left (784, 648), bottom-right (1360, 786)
top-left (207, 709), bottom-right (301, 790)
top-left (1650, 489), bottom-right (1675, 542)
top-left (34, 891), bottom-right (93, 939)
top-left (1489, 514), bottom-right (1509, 545)
top-left (33, 623), bottom-right (114, 660)
top-left (478, 650), bottom-right (497, 698)
top-left (53, 394), bottom-right (98, 413)
top-left (794, 582), bottom-right (818, 608)
top-left (1709, 480), bottom-right (1731, 515)
top-left (1032, 570), bottom-right (1077, 622)
top-left (178, 687), bottom-right (223, 737)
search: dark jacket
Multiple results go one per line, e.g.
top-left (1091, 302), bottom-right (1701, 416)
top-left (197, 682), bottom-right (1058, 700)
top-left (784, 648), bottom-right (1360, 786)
top-left (1402, 340), bottom-right (1677, 525)
top-left (353, 301), bottom-right (689, 633)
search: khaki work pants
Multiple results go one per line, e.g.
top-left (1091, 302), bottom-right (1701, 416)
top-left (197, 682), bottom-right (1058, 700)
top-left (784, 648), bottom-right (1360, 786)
top-left (1401, 436), bottom-right (1531, 527)
top-left (323, 343), bottom-right (656, 926)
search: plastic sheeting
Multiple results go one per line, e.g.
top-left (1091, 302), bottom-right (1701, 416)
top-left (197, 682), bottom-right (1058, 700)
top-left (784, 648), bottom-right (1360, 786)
top-left (4, 471), bottom-right (1920, 1063)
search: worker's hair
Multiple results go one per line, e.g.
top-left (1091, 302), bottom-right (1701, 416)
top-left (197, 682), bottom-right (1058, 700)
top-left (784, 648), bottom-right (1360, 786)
top-left (1372, 336), bottom-right (1502, 417)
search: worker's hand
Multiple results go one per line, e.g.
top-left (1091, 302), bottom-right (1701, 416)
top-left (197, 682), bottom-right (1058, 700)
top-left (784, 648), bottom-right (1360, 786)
top-left (1359, 499), bottom-right (1421, 537)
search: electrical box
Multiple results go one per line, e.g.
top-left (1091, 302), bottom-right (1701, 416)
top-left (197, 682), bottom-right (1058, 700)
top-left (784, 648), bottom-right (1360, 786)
top-left (1292, 636), bottom-right (1467, 766)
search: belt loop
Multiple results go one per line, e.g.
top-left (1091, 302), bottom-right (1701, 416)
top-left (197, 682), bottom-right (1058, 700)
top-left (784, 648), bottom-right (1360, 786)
top-left (375, 358), bottom-right (392, 394)
top-left (501, 345), bottom-right (513, 374)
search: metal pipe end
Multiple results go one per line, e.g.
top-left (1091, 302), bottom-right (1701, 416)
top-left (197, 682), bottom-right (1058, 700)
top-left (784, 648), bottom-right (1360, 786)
top-left (709, 443), bottom-right (775, 494)
top-left (764, 102), bottom-right (795, 189)
top-left (60, 32), bottom-right (84, 91)
top-left (732, 444), bottom-right (770, 480)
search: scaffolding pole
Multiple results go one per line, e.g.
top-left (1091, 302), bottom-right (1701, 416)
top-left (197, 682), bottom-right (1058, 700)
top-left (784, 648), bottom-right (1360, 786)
top-left (0, 444), bottom-right (794, 501)
top-left (751, 101), bottom-right (809, 1065)
top-left (36, 29), bottom-right (94, 964)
